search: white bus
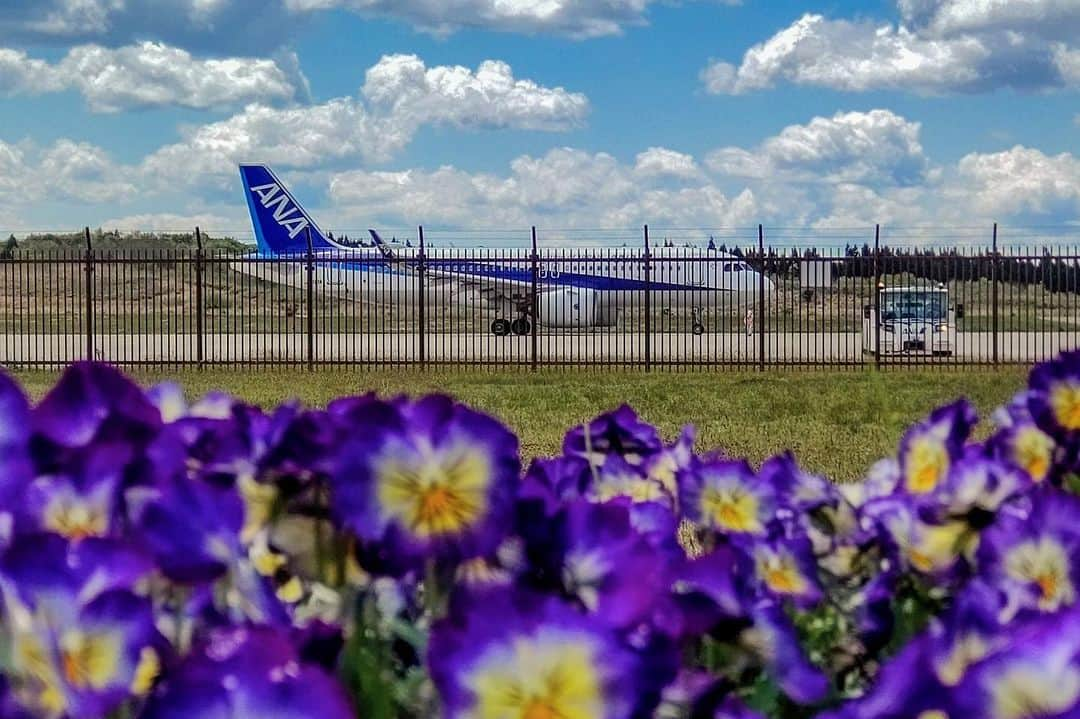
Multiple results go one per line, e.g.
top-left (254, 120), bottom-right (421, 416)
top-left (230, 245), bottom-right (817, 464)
top-left (862, 286), bottom-right (964, 357)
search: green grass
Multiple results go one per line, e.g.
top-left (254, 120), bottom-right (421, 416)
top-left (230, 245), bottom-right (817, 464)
top-left (9, 368), bottom-right (1028, 482)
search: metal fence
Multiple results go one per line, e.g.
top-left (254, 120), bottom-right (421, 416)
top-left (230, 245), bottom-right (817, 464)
top-left (2, 226), bottom-right (1079, 370)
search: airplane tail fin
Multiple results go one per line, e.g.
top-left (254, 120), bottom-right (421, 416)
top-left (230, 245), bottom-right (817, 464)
top-left (368, 229), bottom-right (397, 259)
top-left (239, 164), bottom-right (340, 256)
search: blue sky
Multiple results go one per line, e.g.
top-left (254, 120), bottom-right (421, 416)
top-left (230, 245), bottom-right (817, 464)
top-left (0, 0), bottom-right (1078, 241)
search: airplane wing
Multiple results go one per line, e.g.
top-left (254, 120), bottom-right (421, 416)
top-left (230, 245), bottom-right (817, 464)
top-left (425, 256), bottom-right (538, 312)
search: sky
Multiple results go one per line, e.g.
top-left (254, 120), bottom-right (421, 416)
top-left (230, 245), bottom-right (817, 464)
top-left (1, 0), bottom-right (1079, 244)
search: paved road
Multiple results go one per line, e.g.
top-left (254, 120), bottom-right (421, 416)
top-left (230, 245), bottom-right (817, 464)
top-left (3, 332), bottom-right (1077, 366)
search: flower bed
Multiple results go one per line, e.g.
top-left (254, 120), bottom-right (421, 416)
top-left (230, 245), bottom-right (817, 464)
top-left (0, 355), bottom-right (1078, 718)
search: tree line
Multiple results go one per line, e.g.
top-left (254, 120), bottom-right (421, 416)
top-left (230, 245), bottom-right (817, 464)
top-left (720, 243), bottom-right (1080, 294)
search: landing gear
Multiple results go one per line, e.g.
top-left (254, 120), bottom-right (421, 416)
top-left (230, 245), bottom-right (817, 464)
top-left (511, 317), bottom-right (532, 336)
top-left (491, 318), bottom-right (512, 336)
top-left (691, 308), bottom-right (705, 336)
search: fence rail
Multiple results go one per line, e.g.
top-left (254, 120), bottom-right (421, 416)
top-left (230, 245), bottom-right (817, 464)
top-left (2, 227), bottom-right (1079, 371)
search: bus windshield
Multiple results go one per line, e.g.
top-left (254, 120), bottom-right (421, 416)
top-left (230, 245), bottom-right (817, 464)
top-left (881, 291), bottom-right (947, 321)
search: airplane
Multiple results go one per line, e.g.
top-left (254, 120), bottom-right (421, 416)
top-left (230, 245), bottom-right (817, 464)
top-left (237, 164), bottom-right (774, 336)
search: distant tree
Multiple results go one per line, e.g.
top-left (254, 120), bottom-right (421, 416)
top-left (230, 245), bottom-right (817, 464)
top-left (1, 234), bottom-right (17, 259)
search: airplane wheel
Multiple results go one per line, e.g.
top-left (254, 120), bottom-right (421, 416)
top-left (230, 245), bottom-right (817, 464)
top-left (692, 323), bottom-right (705, 336)
top-left (491, 319), bottom-right (512, 336)
top-left (511, 318), bottom-right (531, 336)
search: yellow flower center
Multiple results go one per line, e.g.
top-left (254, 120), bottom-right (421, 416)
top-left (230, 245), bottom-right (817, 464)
top-left (523, 701), bottom-right (561, 719)
top-left (130, 647), bottom-right (160, 696)
top-left (934, 633), bottom-right (989, 686)
top-left (376, 443), bottom-right (490, 539)
top-left (990, 662), bottom-right (1080, 719)
top-left (763, 564), bottom-right (805, 595)
top-left (59, 631), bottom-right (121, 690)
top-left (1036, 573), bottom-right (1058, 601)
top-left (1014, 426), bottom-right (1055, 482)
top-left (470, 634), bottom-right (601, 719)
top-left (1051, 382), bottom-right (1080, 431)
top-left (239, 474), bottom-right (278, 544)
top-left (1005, 538), bottom-right (1076, 611)
top-left (43, 499), bottom-right (109, 540)
top-left (906, 521), bottom-right (970, 574)
top-left (591, 475), bottom-right (665, 504)
top-left (905, 437), bottom-right (949, 494)
top-left (700, 487), bottom-right (762, 534)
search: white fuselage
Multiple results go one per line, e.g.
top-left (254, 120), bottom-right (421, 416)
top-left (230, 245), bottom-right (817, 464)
top-left (232, 246), bottom-right (773, 328)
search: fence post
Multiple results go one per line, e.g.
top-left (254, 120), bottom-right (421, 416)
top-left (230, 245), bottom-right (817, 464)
top-left (530, 227), bottom-right (538, 372)
top-left (757, 224), bottom-right (765, 372)
top-left (195, 227), bottom-right (204, 369)
top-left (991, 222), bottom-right (999, 366)
top-left (418, 226), bottom-right (426, 371)
top-left (305, 227), bottom-right (314, 372)
top-left (644, 225), bottom-right (652, 372)
top-left (874, 224), bottom-right (882, 371)
top-left (84, 227), bottom-right (94, 362)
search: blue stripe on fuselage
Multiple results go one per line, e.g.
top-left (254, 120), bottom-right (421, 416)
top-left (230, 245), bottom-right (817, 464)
top-left (255, 253), bottom-right (727, 292)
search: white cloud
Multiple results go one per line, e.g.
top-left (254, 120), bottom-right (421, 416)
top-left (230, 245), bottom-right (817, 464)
top-left (900, 0), bottom-right (1080, 40)
top-left (0, 42), bottom-right (304, 112)
top-left (0, 0), bottom-right (739, 47)
top-left (705, 6), bottom-right (1080, 95)
top-left (952, 145), bottom-right (1080, 219)
top-left (98, 212), bottom-right (242, 232)
top-left (0, 1), bottom-right (298, 52)
top-left (706, 110), bottom-right (927, 186)
top-left (5, 109), bottom-right (1079, 233)
top-left (326, 147), bottom-right (759, 228)
top-left (0, 49), bottom-right (63, 95)
top-left (634, 147), bottom-right (702, 179)
top-left (1056, 44), bottom-right (1080, 84)
top-left (0, 139), bottom-right (136, 205)
top-left (362, 54), bottom-right (588, 132)
top-left (286, 0), bottom-right (736, 38)
top-left (138, 55), bottom-right (589, 187)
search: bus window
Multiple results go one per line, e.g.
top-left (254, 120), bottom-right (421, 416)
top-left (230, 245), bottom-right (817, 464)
top-left (881, 291), bottom-right (947, 321)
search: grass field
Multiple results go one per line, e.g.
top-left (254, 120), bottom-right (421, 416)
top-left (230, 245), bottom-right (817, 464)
top-left (9, 367), bottom-right (1029, 482)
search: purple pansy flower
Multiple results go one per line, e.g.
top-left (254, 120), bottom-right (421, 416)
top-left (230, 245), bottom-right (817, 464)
top-left (328, 395), bottom-right (520, 574)
top-left (938, 447), bottom-right (1031, 518)
top-left (1029, 350), bottom-right (1080, 441)
top-left (587, 453), bottom-right (673, 508)
top-left (429, 588), bottom-right (676, 719)
top-left (0, 535), bottom-right (161, 719)
top-left (30, 363), bottom-right (160, 456)
top-left (540, 500), bottom-right (675, 631)
top-left (0, 371), bottom-right (32, 547)
top-left (950, 605), bottom-right (1080, 719)
top-left (562, 405), bottom-right (663, 468)
top-left (739, 603), bottom-right (829, 705)
top-left (680, 459), bottom-right (776, 536)
top-left (896, 400), bottom-right (977, 498)
top-left (746, 535), bottom-right (823, 608)
top-left (978, 487), bottom-right (1080, 617)
top-left (990, 420), bottom-right (1060, 485)
top-left (141, 625), bottom-right (353, 719)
